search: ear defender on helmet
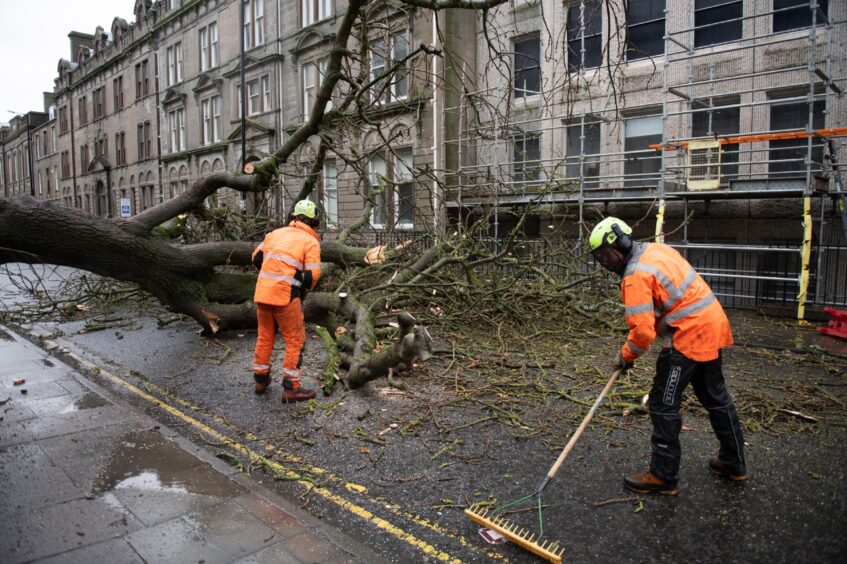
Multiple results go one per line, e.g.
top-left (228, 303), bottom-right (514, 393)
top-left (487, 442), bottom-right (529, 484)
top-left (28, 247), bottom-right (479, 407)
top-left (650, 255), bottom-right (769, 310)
top-left (611, 223), bottom-right (632, 255)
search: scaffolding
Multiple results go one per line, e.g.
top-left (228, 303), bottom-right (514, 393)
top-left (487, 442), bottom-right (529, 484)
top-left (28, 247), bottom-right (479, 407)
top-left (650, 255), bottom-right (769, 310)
top-left (443, 0), bottom-right (847, 317)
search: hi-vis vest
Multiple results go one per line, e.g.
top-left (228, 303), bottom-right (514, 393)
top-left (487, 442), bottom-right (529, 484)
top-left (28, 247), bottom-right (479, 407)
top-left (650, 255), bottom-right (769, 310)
top-left (252, 221), bottom-right (321, 306)
top-left (620, 242), bottom-right (732, 363)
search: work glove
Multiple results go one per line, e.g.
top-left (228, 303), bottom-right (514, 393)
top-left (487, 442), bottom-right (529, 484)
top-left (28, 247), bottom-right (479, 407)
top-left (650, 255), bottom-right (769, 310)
top-left (614, 351), bottom-right (634, 373)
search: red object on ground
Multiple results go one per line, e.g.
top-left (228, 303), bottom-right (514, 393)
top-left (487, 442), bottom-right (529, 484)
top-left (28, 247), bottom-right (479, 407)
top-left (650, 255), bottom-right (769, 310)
top-left (818, 307), bottom-right (847, 340)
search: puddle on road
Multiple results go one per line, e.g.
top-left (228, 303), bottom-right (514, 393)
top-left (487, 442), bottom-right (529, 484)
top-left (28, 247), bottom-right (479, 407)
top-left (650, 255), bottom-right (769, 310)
top-left (90, 430), bottom-right (192, 496)
top-left (89, 429), bottom-right (238, 500)
top-left (58, 391), bottom-right (110, 414)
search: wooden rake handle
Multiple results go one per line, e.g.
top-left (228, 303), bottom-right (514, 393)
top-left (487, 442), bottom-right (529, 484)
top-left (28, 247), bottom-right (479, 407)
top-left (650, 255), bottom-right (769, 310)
top-left (542, 368), bottom-right (623, 486)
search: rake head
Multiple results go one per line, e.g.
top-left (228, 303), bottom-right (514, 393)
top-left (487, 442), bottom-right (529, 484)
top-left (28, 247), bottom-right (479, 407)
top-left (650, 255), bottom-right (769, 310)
top-left (464, 504), bottom-right (564, 563)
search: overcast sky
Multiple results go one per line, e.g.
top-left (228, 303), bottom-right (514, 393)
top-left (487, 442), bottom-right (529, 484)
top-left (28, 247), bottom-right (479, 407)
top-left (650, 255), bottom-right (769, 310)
top-left (0, 0), bottom-right (128, 125)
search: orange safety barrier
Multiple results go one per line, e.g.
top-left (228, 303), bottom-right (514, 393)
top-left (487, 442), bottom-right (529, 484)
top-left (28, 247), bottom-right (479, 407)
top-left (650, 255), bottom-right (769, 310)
top-left (818, 307), bottom-right (847, 341)
top-left (649, 127), bottom-right (847, 151)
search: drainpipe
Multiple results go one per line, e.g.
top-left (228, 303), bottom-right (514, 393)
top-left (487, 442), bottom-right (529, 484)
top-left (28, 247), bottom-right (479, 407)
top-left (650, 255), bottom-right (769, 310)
top-left (152, 5), bottom-right (164, 203)
top-left (69, 91), bottom-right (78, 205)
top-left (430, 11), bottom-right (440, 234)
top-left (26, 114), bottom-right (35, 196)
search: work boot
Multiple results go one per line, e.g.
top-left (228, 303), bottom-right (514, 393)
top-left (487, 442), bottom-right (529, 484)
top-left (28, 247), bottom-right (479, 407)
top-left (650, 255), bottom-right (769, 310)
top-left (254, 373), bottom-right (271, 395)
top-left (281, 380), bottom-right (316, 403)
top-left (624, 470), bottom-right (679, 496)
top-left (708, 458), bottom-right (748, 481)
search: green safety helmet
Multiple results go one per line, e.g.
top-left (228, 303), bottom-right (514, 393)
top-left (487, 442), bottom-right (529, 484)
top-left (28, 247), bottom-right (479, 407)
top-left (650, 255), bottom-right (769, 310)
top-left (293, 199), bottom-right (318, 219)
top-left (589, 217), bottom-right (633, 252)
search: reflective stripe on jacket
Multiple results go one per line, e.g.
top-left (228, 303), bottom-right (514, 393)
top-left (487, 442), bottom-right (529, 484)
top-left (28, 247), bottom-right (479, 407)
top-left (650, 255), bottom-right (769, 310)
top-left (252, 221), bottom-right (321, 307)
top-left (620, 242), bottom-right (732, 363)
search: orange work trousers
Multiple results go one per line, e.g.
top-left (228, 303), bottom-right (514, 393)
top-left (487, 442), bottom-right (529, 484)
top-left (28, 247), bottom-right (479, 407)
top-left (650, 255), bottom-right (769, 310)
top-left (253, 300), bottom-right (305, 385)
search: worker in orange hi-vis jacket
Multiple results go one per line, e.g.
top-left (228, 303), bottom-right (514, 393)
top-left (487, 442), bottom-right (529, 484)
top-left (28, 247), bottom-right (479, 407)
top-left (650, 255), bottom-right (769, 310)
top-left (251, 200), bottom-right (322, 403)
top-left (589, 217), bottom-right (746, 496)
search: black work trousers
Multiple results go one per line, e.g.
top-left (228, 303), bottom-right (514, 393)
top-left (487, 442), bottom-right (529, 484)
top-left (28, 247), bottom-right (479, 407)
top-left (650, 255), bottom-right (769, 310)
top-left (648, 348), bottom-right (745, 483)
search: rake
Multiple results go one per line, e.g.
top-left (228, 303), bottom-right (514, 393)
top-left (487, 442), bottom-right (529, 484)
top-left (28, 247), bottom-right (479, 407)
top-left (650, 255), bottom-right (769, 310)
top-left (465, 368), bottom-right (623, 563)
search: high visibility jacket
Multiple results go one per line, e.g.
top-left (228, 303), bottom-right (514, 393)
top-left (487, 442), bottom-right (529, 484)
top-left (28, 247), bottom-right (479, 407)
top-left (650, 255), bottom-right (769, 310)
top-left (252, 221), bottom-right (321, 306)
top-left (620, 242), bottom-right (732, 363)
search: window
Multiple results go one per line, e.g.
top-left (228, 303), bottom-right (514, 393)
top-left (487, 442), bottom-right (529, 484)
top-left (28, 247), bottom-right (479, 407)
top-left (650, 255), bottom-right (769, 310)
top-left (323, 161), bottom-right (338, 224)
top-left (768, 96), bottom-right (825, 176)
top-left (391, 33), bottom-right (408, 101)
top-left (137, 123), bottom-right (145, 159)
top-left (262, 76), bottom-right (271, 113)
top-left (78, 96), bottom-right (88, 126)
top-left (395, 150), bottom-right (414, 228)
top-left (566, 117), bottom-right (601, 188)
top-left (168, 109), bottom-right (186, 152)
top-left (167, 42), bottom-right (184, 86)
top-left (202, 95), bottom-right (222, 144)
top-left (243, 0), bottom-right (265, 49)
top-left (237, 75), bottom-right (271, 117)
top-left (369, 155), bottom-right (388, 228)
top-left (514, 35), bottom-right (541, 99)
top-left (302, 0), bottom-right (332, 27)
top-left (93, 87), bottom-right (106, 120)
top-left (135, 60), bottom-right (149, 98)
top-left (95, 137), bottom-right (108, 159)
top-left (695, 0), bottom-right (742, 47)
top-left (144, 121), bottom-right (152, 158)
top-left (370, 39), bottom-right (386, 103)
top-left (624, 114), bottom-right (662, 188)
top-left (115, 131), bottom-right (126, 166)
top-left (513, 134), bottom-right (542, 185)
top-left (370, 33), bottom-right (409, 104)
top-left (692, 97), bottom-right (740, 181)
top-left (567, 0), bottom-right (602, 72)
top-left (200, 22), bottom-right (219, 71)
top-left (626, 0), bottom-right (665, 60)
top-left (113, 76), bottom-right (124, 110)
top-left (248, 80), bottom-right (261, 115)
top-left (59, 106), bottom-right (69, 133)
top-left (61, 151), bottom-right (70, 178)
top-left (42, 131), bottom-right (48, 156)
top-left (80, 145), bottom-right (89, 169)
top-left (774, 0), bottom-right (828, 33)
top-left (301, 63), bottom-right (318, 117)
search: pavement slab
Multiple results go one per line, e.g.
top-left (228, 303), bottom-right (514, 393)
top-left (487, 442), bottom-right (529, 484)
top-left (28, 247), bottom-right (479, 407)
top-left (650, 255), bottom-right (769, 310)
top-left (0, 323), bottom-right (387, 564)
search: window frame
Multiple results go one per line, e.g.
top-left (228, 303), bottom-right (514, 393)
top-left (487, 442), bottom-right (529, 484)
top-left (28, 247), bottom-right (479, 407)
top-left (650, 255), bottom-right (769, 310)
top-left (514, 34), bottom-right (541, 100)
top-left (565, 116), bottom-right (601, 188)
top-left (513, 133), bottom-right (542, 186)
top-left (322, 160), bottom-right (338, 225)
top-left (623, 113), bottom-right (663, 188)
top-left (568, 0), bottom-right (603, 72)
top-left (773, 0), bottom-right (829, 33)
top-left (626, 0), bottom-right (666, 61)
top-left (113, 76), bottom-right (124, 110)
top-left (694, 0), bottom-right (742, 48)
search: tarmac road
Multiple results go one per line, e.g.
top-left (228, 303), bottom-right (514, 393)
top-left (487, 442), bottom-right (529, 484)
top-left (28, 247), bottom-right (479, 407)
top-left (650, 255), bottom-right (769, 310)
top-left (2, 267), bottom-right (846, 563)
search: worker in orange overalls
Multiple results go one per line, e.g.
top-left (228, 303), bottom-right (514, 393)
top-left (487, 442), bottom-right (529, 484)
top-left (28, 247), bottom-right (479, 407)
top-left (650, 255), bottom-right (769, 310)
top-left (251, 200), bottom-right (322, 403)
top-left (589, 217), bottom-right (746, 495)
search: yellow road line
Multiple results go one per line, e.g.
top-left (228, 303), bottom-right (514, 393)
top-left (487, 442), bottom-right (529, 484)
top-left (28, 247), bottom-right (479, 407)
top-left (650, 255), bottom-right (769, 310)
top-left (94, 359), bottom-right (508, 561)
top-left (71, 353), bottom-right (465, 562)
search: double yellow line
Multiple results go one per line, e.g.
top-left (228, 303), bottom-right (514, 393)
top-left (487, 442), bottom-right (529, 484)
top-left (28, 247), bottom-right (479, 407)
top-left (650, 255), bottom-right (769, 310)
top-left (61, 346), bottom-right (506, 563)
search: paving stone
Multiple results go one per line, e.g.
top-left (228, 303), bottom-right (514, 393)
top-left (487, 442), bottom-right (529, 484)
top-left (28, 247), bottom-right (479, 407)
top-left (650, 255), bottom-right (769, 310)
top-left (2, 497), bottom-right (141, 563)
top-left (125, 515), bottom-right (232, 564)
top-left (0, 443), bottom-right (83, 514)
top-left (232, 541), bottom-right (301, 564)
top-left (38, 422), bottom-right (145, 492)
top-left (0, 380), bottom-right (71, 402)
top-left (0, 400), bottom-right (38, 424)
top-left (24, 390), bottom-right (111, 417)
top-left (282, 530), bottom-right (346, 563)
top-left (0, 420), bottom-right (33, 448)
top-left (18, 403), bottom-right (141, 441)
top-left (32, 538), bottom-right (146, 564)
top-left (236, 492), bottom-right (309, 539)
top-left (185, 499), bottom-right (279, 559)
